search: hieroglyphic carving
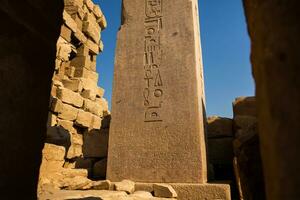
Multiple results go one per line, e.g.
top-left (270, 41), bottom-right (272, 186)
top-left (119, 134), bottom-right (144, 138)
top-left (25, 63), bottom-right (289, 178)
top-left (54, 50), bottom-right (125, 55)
top-left (143, 0), bottom-right (164, 122)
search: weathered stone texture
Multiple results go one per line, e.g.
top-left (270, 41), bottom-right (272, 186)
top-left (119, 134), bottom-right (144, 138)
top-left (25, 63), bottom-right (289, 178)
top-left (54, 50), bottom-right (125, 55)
top-left (107, 0), bottom-right (207, 183)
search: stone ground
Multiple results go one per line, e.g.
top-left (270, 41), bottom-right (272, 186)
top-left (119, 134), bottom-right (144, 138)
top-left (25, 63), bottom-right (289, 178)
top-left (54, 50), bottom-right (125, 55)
top-left (39, 190), bottom-right (175, 200)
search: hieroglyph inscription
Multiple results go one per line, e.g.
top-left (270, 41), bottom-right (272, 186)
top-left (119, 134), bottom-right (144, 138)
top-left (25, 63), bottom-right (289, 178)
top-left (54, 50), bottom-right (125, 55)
top-left (143, 0), bottom-right (164, 123)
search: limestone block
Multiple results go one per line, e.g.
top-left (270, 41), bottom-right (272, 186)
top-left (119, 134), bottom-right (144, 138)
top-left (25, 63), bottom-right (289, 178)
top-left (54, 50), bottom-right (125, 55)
top-left (72, 132), bottom-right (83, 146)
top-left (39, 144), bottom-right (66, 178)
top-left (58, 103), bottom-right (78, 121)
top-left (83, 129), bottom-right (109, 158)
top-left (46, 126), bottom-right (71, 147)
top-left (233, 115), bottom-right (257, 132)
top-left (97, 15), bottom-right (107, 30)
top-left (64, 4), bottom-right (85, 20)
top-left (208, 138), bottom-right (234, 165)
top-left (56, 87), bottom-right (84, 108)
top-left (62, 79), bottom-right (83, 92)
top-left (74, 30), bottom-right (88, 43)
top-left (90, 60), bottom-right (97, 71)
top-left (63, 11), bottom-right (78, 33)
top-left (60, 176), bottom-right (93, 190)
top-left (83, 21), bottom-right (101, 44)
top-left (233, 132), bottom-right (265, 200)
top-left (93, 5), bottom-right (103, 19)
top-left (56, 37), bottom-right (72, 61)
top-left (60, 168), bottom-right (88, 178)
top-left (207, 116), bottom-right (233, 138)
top-left (74, 67), bottom-right (99, 81)
top-left (64, 66), bottom-right (76, 78)
top-left (85, 39), bottom-right (99, 54)
top-left (47, 112), bottom-right (57, 127)
top-left (75, 110), bottom-right (93, 128)
top-left (233, 96), bottom-right (256, 117)
top-left (171, 183), bottom-right (231, 200)
top-left (92, 180), bottom-right (111, 190)
top-left (84, 98), bottom-right (103, 116)
top-left (84, 0), bottom-right (94, 11)
top-left (79, 77), bottom-right (98, 91)
top-left (70, 56), bottom-right (91, 69)
top-left (50, 98), bottom-right (64, 113)
top-left (96, 87), bottom-right (105, 98)
top-left (77, 44), bottom-right (90, 56)
top-left (153, 184), bottom-right (177, 198)
top-left (67, 144), bottom-right (82, 159)
top-left (95, 97), bottom-right (109, 113)
top-left (91, 114), bottom-right (102, 130)
top-left (72, 14), bottom-right (83, 31)
top-left (42, 143), bottom-right (65, 162)
top-left (131, 191), bottom-right (153, 198)
top-left (64, 0), bottom-right (83, 8)
top-left (99, 40), bottom-right (104, 52)
top-left (81, 89), bottom-right (96, 101)
top-left (51, 85), bottom-right (58, 97)
top-left (54, 120), bottom-right (73, 135)
top-left (52, 99), bottom-right (79, 121)
top-left (115, 180), bottom-right (135, 194)
top-left (60, 25), bottom-right (72, 42)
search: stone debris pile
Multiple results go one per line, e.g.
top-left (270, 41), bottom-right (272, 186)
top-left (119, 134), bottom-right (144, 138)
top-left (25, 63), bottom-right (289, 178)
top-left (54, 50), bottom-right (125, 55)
top-left (39, 166), bottom-right (177, 200)
top-left (39, 0), bottom-right (110, 193)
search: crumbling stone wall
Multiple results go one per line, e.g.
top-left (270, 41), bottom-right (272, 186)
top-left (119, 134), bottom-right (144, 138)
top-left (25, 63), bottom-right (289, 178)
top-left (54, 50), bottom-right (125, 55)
top-left (38, 0), bottom-right (110, 192)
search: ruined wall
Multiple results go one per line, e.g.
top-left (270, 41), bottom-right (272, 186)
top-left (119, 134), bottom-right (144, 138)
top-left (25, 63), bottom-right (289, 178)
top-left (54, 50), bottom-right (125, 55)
top-left (39, 0), bottom-right (110, 192)
top-left (0, 0), bottom-right (63, 198)
top-left (243, 1), bottom-right (300, 199)
top-left (207, 96), bottom-right (265, 200)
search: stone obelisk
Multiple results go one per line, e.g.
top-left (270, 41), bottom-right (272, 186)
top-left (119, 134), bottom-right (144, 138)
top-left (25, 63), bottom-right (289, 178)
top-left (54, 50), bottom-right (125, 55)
top-left (107, 0), bottom-right (207, 183)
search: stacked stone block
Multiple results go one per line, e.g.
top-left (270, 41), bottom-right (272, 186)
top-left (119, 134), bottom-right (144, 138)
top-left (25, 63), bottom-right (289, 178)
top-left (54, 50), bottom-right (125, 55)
top-left (207, 96), bottom-right (265, 199)
top-left (39, 0), bottom-right (110, 191)
top-left (232, 97), bottom-right (265, 200)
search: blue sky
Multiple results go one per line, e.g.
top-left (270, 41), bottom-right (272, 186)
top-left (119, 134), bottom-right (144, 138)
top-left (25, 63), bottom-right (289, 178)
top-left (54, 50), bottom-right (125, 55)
top-left (95, 0), bottom-right (254, 118)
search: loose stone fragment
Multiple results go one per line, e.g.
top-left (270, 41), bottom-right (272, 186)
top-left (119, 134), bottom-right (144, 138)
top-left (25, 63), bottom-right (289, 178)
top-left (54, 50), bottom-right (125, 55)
top-left (92, 180), bottom-right (111, 190)
top-left (153, 184), bottom-right (177, 198)
top-left (131, 191), bottom-right (153, 198)
top-left (115, 180), bottom-right (135, 194)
